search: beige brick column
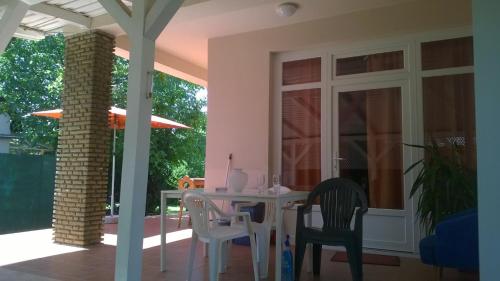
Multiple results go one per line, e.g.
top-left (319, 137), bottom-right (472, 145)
top-left (53, 31), bottom-right (115, 246)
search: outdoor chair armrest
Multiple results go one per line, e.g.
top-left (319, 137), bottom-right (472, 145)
top-left (228, 211), bottom-right (255, 233)
top-left (354, 207), bottom-right (367, 238)
top-left (296, 204), bottom-right (312, 230)
top-left (299, 201), bottom-right (314, 213)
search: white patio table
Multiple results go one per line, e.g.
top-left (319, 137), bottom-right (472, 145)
top-left (160, 188), bottom-right (310, 280)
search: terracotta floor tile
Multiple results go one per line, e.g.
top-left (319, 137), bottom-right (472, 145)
top-left (0, 216), bottom-right (478, 281)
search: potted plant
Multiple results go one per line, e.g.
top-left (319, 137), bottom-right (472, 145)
top-left (405, 141), bottom-right (477, 234)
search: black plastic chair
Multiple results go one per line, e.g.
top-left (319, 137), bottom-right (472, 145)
top-left (294, 178), bottom-right (368, 281)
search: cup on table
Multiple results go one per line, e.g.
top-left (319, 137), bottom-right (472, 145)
top-left (272, 174), bottom-right (280, 195)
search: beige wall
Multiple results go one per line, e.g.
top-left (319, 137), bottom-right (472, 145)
top-left (205, 0), bottom-right (472, 189)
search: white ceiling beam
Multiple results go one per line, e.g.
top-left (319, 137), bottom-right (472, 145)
top-left (144, 0), bottom-right (183, 40)
top-left (0, 0), bottom-right (29, 53)
top-left (20, 0), bottom-right (46, 5)
top-left (97, 0), bottom-right (132, 34)
top-left (30, 3), bottom-right (91, 29)
top-left (0, 0), bottom-right (44, 7)
top-left (14, 26), bottom-right (45, 40)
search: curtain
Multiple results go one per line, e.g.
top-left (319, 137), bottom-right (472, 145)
top-left (365, 88), bottom-right (403, 209)
top-left (281, 89), bottom-right (321, 191)
top-left (423, 73), bottom-right (476, 169)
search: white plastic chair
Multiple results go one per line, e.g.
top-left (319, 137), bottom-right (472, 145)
top-left (182, 191), bottom-right (260, 281)
top-left (233, 186), bottom-right (293, 278)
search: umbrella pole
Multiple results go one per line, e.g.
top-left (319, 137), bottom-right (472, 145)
top-left (110, 126), bottom-right (117, 217)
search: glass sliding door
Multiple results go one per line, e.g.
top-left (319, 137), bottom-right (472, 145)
top-left (337, 87), bottom-right (404, 210)
top-left (332, 81), bottom-right (413, 251)
top-left (273, 34), bottom-right (474, 254)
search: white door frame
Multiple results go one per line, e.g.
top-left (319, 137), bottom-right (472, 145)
top-left (272, 27), bottom-right (473, 254)
top-left (331, 80), bottom-right (415, 252)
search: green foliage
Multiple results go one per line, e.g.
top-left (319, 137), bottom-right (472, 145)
top-left (0, 35), bottom-right (65, 153)
top-left (110, 57), bottom-right (206, 214)
top-left (1, 36), bottom-right (206, 215)
top-left (405, 141), bottom-right (477, 234)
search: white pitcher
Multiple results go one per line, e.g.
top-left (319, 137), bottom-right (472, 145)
top-left (228, 168), bottom-right (248, 193)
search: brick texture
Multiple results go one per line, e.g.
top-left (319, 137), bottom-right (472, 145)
top-left (53, 31), bottom-right (115, 246)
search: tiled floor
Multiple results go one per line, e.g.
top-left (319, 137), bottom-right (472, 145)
top-left (0, 216), bottom-right (479, 281)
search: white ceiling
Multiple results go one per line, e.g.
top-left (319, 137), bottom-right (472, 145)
top-left (154, 0), bottom-right (416, 69)
top-left (13, 0), bottom-right (416, 70)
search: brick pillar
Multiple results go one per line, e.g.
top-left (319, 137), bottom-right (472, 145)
top-left (53, 31), bottom-right (115, 246)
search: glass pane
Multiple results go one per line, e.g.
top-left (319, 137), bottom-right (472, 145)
top-left (421, 37), bottom-right (473, 70)
top-left (282, 57), bottom-right (321, 85)
top-left (423, 74), bottom-right (476, 169)
top-left (282, 89), bottom-right (321, 191)
top-left (338, 87), bottom-right (403, 209)
top-left (336, 50), bottom-right (404, 76)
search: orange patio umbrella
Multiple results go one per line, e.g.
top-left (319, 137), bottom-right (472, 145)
top-left (31, 106), bottom-right (190, 219)
top-left (31, 106), bottom-right (190, 129)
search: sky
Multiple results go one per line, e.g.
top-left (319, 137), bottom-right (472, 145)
top-left (195, 88), bottom-right (207, 112)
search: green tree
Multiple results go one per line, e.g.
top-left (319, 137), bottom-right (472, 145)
top-left (0, 35), bottom-right (65, 153)
top-left (110, 57), bottom-right (206, 214)
top-left (1, 36), bottom-right (207, 215)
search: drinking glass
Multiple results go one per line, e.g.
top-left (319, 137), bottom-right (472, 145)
top-left (272, 174), bottom-right (280, 195)
top-left (257, 174), bottom-right (266, 193)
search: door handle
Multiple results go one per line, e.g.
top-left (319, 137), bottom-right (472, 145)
top-left (332, 153), bottom-right (345, 173)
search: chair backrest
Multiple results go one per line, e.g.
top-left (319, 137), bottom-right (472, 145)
top-left (178, 175), bottom-right (195, 191)
top-left (306, 178), bottom-right (368, 231)
top-left (182, 191), bottom-right (221, 238)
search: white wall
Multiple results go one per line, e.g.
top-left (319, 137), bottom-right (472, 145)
top-left (206, 0), bottom-right (472, 189)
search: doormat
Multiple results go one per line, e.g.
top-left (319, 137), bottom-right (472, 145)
top-left (331, 251), bottom-right (400, 266)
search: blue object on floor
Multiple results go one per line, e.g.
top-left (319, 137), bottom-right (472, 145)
top-left (231, 202), bottom-right (265, 245)
top-left (282, 235), bottom-right (294, 281)
top-left (419, 208), bottom-right (479, 271)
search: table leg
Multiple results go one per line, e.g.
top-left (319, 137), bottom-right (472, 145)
top-left (160, 193), bottom-right (166, 272)
top-left (306, 211), bottom-right (313, 273)
top-left (275, 199), bottom-right (283, 281)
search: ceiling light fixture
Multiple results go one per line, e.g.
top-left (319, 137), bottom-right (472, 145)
top-left (275, 2), bottom-right (299, 18)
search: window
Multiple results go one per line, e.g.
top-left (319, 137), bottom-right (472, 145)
top-left (422, 74), bottom-right (476, 168)
top-left (421, 37), bottom-right (473, 70)
top-left (336, 50), bottom-right (404, 76)
top-left (421, 37), bottom-right (476, 170)
top-left (282, 57), bottom-right (321, 85)
top-left (282, 89), bottom-right (321, 191)
top-left (280, 57), bottom-right (322, 191)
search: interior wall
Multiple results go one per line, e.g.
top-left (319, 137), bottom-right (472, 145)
top-left (205, 0), bottom-right (472, 189)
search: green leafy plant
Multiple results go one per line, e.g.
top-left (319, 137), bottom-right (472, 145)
top-left (405, 141), bottom-right (476, 234)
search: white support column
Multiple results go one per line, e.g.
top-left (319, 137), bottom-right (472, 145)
top-left (97, 0), bottom-right (132, 34)
top-left (473, 0), bottom-right (500, 280)
top-left (0, 0), bottom-right (29, 53)
top-left (114, 36), bottom-right (155, 281)
top-left (145, 0), bottom-right (183, 40)
top-left (98, 0), bottom-right (183, 280)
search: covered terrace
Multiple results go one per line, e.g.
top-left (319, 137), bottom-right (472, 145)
top-left (0, 0), bottom-right (499, 281)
